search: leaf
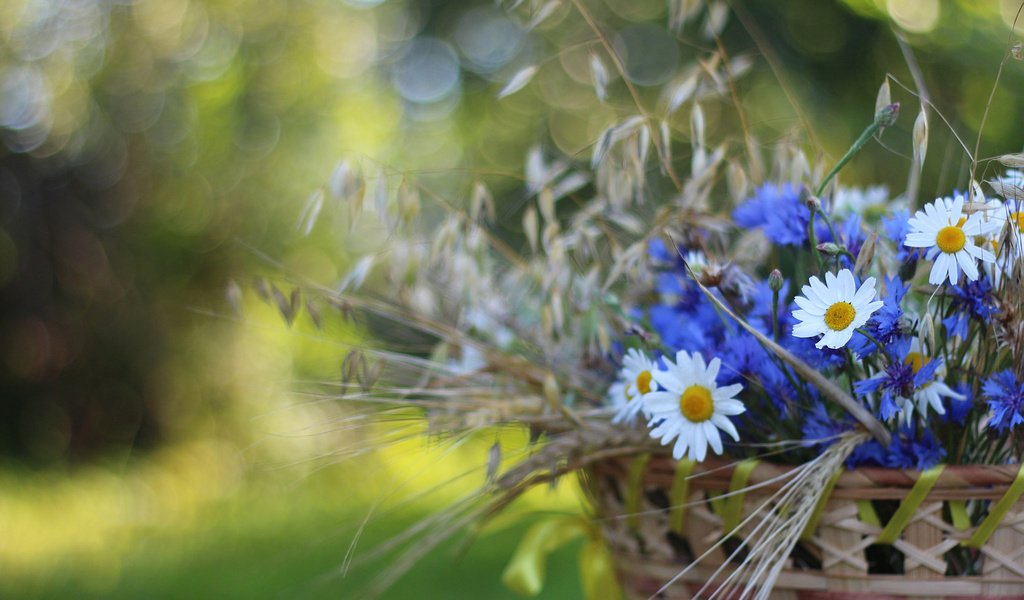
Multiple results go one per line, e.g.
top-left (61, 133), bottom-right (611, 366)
top-left (497, 66), bottom-right (537, 99)
top-left (590, 54), bottom-right (608, 102)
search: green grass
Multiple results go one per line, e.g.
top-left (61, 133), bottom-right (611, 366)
top-left (6, 504), bottom-right (582, 600)
top-left (0, 448), bottom-right (584, 600)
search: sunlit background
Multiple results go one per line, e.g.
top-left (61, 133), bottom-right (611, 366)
top-left (2, 0), bottom-right (1024, 597)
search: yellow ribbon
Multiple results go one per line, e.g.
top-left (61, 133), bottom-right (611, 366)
top-left (876, 464), bottom-right (944, 544)
top-left (669, 459), bottom-right (695, 534)
top-left (710, 459), bottom-right (759, 535)
top-left (964, 462), bottom-right (1024, 549)
top-left (948, 500), bottom-right (970, 531)
top-left (625, 454), bottom-right (651, 531)
top-left (502, 515), bottom-right (622, 600)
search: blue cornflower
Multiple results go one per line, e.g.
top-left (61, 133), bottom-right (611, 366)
top-left (851, 276), bottom-right (908, 356)
top-left (649, 304), bottom-right (710, 353)
top-left (647, 238), bottom-right (673, 264)
top-left (787, 335), bottom-right (848, 371)
top-left (882, 208), bottom-right (920, 263)
top-left (942, 275), bottom-right (998, 339)
top-left (854, 337), bottom-right (950, 422)
top-left (718, 333), bottom-right (766, 381)
top-left (733, 183), bottom-right (829, 247)
top-left (838, 215), bottom-right (867, 268)
top-left (847, 425), bottom-right (946, 470)
top-left (983, 370), bottom-right (1024, 431)
top-left (802, 401), bottom-right (851, 447)
top-left (942, 383), bottom-right (973, 425)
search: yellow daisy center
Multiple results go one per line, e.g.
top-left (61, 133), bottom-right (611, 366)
top-left (635, 370), bottom-right (652, 395)
top-left (904, 351), bottom-right (929, 374)
top-left (679, 385), bottom-right (714, 422)
top-left (936, 225), bottom-right (966, 253)
top-left (824, 301), bottom-right (856, 331)
top-left (1012, 211), bottom-right (1024, 230)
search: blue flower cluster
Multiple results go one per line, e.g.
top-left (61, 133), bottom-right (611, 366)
top-left (612, 177), bottom-right (1024, 470)
top-left (733, 183), bottom-right (831, 247)
top-left (983, 370), bottom-right (1024, 431)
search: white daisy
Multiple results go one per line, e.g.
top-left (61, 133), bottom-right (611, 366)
top-left (897, 339), bottom-right (965, 425)
top-left (904, 195), bottom-right (997, 285)
top-left (972, 197), bottom-right (1022, 285)
top-left (995, 198), bottom-right (1024, 258)
top-left (609, 349), bottom-right (660, 424)
top-left (791, 269), bottom-right (884, 350)
top-left (642, 351), bottom-right (745, 461)
top-left (832, 185), bottom-right (895, 218)
top-left (683, 250), bottom-right (707, 277)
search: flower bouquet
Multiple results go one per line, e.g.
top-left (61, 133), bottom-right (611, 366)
top-left (253, 3), bottom-right (1024, 598)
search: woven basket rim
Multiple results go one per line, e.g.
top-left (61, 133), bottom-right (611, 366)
top-left (611, 454), bottom-right (1023, 492)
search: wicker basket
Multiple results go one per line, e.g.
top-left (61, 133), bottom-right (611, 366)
top-left (585, 454), bottom-right (1024, 599)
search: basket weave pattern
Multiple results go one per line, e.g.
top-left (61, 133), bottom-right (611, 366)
top-left (587, 455), bottom-right (1024, 599)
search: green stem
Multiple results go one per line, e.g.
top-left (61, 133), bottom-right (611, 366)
top-left (855, 327), bottom-right (886, 355)
top-left (772, 288), bottom-right (780, 342)
top-left (808, 210), bottom-right (825, 271)
top-left (815, 103), bottom-right (899, 199)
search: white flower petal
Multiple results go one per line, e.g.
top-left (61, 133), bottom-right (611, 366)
top-left (651, 369), bottom-right (682, 394)
top-left (703, 421), bottom-right (723, 455)
top-left (711, 413), bottom-right (740, 441)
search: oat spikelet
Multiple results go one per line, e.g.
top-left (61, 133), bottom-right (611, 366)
top-left (652, 431), bottom-right (867, 599)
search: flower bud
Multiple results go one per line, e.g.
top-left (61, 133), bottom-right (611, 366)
top-left (805, 194), bottom-right (822, 212)
top-left (875, 102), bottom-right (900, 128)
top-left (816, 242), bottom-right (845, 256)
top-left (768, 269), bottom-right (784, 292)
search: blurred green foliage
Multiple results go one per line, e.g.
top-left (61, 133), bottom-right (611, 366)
top-left (2, 0), bottom-right (1024, 597)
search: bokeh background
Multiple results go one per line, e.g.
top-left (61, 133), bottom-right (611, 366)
top-left (2, 0), bottom-right (1024, 597)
